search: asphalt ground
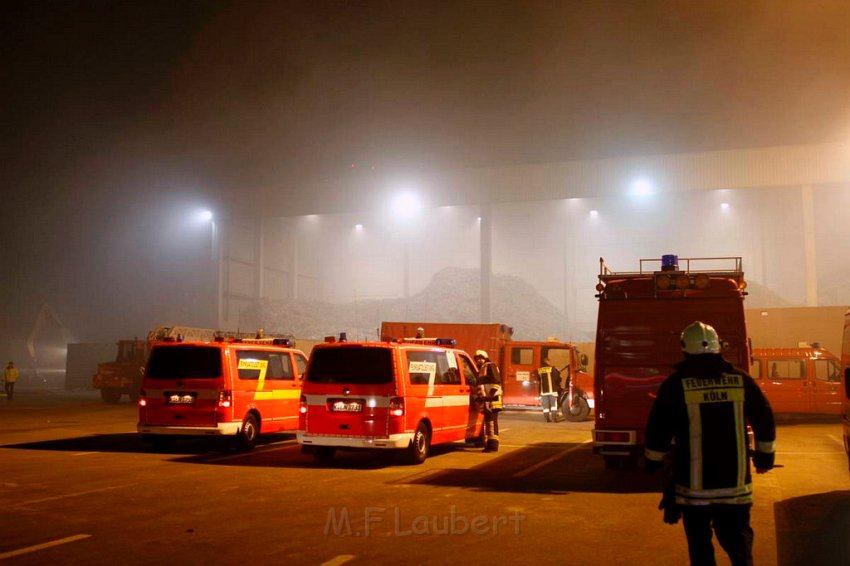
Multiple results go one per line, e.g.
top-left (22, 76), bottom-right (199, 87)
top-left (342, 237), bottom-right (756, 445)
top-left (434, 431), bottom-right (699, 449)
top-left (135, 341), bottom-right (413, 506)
top-left (0, 390), bottom-right (847, 565)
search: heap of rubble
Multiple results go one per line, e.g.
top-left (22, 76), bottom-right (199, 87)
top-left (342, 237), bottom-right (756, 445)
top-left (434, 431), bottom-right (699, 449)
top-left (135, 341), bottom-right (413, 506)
top-left (239, 267), bottom-right (568, 342)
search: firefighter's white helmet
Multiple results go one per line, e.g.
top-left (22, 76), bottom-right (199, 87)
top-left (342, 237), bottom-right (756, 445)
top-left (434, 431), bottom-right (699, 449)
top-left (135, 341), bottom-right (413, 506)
top-left (474, 349), bottom-right (489, 360)
top-left (681, 321), bottom-right (721, 354)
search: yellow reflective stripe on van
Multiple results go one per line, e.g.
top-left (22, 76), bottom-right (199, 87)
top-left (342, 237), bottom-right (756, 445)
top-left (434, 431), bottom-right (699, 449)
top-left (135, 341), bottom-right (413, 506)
top-left (239, 358), bottom-right (268, 390)
top-left (253, 389), bottom-right (301, 401)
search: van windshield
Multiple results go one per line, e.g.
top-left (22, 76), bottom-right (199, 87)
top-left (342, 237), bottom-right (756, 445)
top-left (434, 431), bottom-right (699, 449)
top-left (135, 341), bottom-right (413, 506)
top-left (146, 346), bottom-right (222, 379)
top-left (308, 347), bottom-right (393, 384)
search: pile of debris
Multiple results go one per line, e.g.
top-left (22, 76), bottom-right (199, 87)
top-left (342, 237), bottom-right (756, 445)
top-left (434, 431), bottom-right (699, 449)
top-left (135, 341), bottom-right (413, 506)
top-left (239, 267), bottom-right (568, 342)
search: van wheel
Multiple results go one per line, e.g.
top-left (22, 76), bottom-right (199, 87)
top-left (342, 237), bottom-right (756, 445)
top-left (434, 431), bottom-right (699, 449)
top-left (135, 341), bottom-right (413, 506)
top-left (236, 414), bottom-right (258, 451)
top-left (100, 388), bottom-right (121, 404)
top-left (563, 395), bottom-right (590, 422)
top-left (313, 447), bottom-right (336, 463)
top-left (404, 422), bottom-right (430, 465)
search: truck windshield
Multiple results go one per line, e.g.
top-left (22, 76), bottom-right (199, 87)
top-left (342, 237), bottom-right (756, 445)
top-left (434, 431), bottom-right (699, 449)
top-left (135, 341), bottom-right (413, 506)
top-left (308, 347), bottom-right (393, 384)
top-left (146, 346), bottom-right (222, 379)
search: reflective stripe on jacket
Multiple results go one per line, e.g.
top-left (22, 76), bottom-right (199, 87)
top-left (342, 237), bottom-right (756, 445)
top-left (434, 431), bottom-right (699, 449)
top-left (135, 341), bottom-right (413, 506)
top-left (538, 366), bottom-right (560, 396)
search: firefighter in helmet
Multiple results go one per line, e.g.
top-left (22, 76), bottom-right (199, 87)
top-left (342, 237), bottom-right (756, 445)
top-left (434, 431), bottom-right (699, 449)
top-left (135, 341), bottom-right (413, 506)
top-left (473, 349), bottom-right (503, 452)
top-left (645, 321), bottom-right (776, 566)
top-left (537, 356), bottom-right (563, 422)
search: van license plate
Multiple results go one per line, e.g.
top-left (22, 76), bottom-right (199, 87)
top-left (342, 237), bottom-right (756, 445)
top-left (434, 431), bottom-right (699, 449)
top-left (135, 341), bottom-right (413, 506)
top-left (332, 401), bottom-right (363, 412)
top-left (168, 394), bottom-right (195, 405)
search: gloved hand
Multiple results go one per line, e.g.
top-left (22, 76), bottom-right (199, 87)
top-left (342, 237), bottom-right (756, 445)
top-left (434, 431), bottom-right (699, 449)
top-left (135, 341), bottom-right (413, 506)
top-left (658, 482), bottom-right (681, 524)
top-left (752, 450), bottom-right (774, 473)
top-left (660, 500), bottom-right (681, 525)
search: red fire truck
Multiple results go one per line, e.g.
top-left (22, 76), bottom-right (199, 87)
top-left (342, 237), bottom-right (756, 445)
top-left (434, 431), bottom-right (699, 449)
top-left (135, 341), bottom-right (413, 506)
top-left (591, 255), bottom-right (749, 469)
top-left (841, 308), bottom-right (850, 472)
top-left (380, 321), bottom-right (593, 421)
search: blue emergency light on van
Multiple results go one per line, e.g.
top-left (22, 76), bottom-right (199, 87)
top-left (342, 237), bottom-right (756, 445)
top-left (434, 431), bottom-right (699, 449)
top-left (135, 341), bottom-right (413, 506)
top-left (661, 254), bottom-right (679, 271)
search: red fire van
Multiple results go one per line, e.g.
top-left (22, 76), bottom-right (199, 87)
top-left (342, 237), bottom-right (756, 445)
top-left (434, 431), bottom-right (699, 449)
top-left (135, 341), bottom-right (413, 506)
top-left (297, 337), bottom-right (483, 464)
top-left (137, 337), bottom-right (307, 449)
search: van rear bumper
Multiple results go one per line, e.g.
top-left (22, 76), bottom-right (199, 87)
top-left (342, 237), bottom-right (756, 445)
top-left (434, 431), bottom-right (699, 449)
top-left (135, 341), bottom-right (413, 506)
top-left (297, 431), bottom-right (413, 449)
top-left (137, 422), bottom-right (242, 436)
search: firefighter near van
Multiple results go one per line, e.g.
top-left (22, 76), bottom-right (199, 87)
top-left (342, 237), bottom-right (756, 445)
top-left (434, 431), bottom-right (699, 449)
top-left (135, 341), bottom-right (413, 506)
top-left (644, 321), bottom-right (776, 566)
top-left (474, 349), bottom-right (503, 452)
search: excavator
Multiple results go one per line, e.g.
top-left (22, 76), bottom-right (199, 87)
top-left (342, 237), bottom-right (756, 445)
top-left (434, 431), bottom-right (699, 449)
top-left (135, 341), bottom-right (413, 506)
top-left (26, 303), bottom-right (74, 387)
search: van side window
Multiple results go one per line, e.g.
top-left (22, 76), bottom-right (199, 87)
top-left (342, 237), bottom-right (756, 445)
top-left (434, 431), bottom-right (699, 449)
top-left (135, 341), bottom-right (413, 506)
top-left (512, 347), bottom-right (534, 365)
top-left (769, 359), bottom-right (804, 379)
top-left (814, 359), bottom-right (841, 383)
top-left (750, 359), bottom-right (761, 379)
top-left (294, 353), bottom-right (307, 377)
top-left (439, 352), bottom-right (461, 385)
top-left (271, 354), bottom-right (294, 380)
top-left (459, 356), bottom-right (478, 386)
top-left (406, 351), bottom-right (450, 385)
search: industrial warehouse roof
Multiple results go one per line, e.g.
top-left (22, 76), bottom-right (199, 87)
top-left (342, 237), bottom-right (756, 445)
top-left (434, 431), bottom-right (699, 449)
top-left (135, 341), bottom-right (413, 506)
top-left (264, 141), bottom-right (850, 217)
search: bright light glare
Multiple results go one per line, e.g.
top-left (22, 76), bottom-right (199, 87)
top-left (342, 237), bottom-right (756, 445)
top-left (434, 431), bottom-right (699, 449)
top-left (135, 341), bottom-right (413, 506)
top-left (589, 210), bottom-right (599, 217)
top-left (720, 202), bottom-right (730, 210)
top-left (391, 191), bottom-right (423, 218)
top-left (632, 179), bottom-right (653, 196)
top-left (354, 223), bottom-right (364, 230)
top-left (199, 210), bottom-right (213, 222)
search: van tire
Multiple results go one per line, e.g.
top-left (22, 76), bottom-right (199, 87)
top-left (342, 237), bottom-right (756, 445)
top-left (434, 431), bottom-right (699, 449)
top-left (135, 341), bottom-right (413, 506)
top-left (404, 422), bottom-right (430, 465)
top-left (563, 395), bottom-right (590, 422)
top-left (236, 414), bottom-right (259, 451)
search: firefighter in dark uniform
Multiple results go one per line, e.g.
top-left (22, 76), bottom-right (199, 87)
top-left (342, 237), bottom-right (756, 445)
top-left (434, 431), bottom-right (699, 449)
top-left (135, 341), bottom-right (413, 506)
top-left (645, 321), bottom-right (776, 566)
top-left (474, 349), bottom-right (503, 452)
top-left (537, 357), bottom-right (562, 422)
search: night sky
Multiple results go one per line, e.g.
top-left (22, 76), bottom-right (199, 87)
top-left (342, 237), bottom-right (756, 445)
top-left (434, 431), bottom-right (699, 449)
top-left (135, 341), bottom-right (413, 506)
top-left (1, 1), bottom-right (849, 350)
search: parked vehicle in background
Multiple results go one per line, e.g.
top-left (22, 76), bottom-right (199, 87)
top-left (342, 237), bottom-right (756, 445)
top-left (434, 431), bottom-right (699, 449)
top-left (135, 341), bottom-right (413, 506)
top-left (138, 336), bottom-right (307, 450)
top-left (841, 308), bottom-right (850, 472)
top-left (750, 345), bottom-right (841, 415)
top-left (380, 321), bottom-right (593, 421)
top-left (592, 255), bottom-right (749, 469)
top-left (298, 335), bottom-right (483, 464)
top-left (93, 326), bottom-right (223, 403)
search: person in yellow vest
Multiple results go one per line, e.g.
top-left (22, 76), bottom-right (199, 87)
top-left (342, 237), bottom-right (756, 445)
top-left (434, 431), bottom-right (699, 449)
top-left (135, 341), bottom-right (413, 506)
top-left (538, 357), bottom-right (563, 422)
top-left (4, 361), bottom-right (19, 401)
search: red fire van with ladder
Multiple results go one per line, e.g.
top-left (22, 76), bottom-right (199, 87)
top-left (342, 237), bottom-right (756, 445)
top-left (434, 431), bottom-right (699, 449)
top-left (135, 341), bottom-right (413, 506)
top-left (591, 255), bottom-right (749, 469)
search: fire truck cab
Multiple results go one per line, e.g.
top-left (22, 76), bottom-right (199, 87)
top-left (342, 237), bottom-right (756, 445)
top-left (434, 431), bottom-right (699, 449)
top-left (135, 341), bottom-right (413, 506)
top-left (592, 255), bottom-right (749, 469)
top-left (297, 336), bottom-right (484, 465)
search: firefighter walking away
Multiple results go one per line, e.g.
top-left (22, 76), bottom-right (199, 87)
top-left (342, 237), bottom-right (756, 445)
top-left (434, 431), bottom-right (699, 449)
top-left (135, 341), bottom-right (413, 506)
top-left (644, 321), bottom-right (776, 566)
top-left (474, 349), bottom-right (503, 452)
top-left (537, 357), bottom-right (563, 422)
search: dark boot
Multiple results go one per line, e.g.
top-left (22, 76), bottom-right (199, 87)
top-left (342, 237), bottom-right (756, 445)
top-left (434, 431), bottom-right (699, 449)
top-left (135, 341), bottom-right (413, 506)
top-left (544, 412), bottom-right (551, 422)
top-left (484, 438), bottom-right (499, 452)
